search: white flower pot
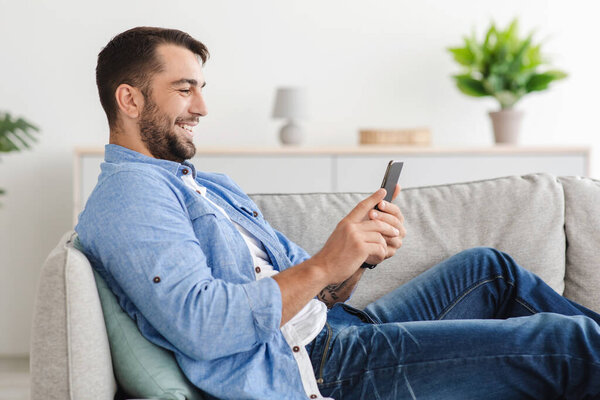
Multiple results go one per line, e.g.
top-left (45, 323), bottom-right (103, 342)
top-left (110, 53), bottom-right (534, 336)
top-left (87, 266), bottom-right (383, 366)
top-left (489, 109), bottom-right (524, 144)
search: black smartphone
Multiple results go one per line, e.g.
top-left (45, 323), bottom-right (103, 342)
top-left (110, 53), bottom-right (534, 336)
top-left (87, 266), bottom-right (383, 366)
top-left (377, 160), bottom-right (403, 208)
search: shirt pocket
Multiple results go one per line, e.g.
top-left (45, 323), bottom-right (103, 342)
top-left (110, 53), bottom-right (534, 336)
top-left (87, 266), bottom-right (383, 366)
top-left (186, 199), bottom-right (241, 274)
top-left (187, 198), bottom-right (227, 220)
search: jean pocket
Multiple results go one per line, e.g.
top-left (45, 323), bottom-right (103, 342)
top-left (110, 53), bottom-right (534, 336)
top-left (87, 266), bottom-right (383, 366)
top-left (340, 303), bottom-right (379, 324)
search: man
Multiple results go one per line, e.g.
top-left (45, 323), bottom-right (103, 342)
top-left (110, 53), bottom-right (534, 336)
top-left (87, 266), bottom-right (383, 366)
top-left (76, 26), bottom-right (600, 399)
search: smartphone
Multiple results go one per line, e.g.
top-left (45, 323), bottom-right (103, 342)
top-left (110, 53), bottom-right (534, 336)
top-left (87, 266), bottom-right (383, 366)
top-left (377, 160), bottom-right (403, 208)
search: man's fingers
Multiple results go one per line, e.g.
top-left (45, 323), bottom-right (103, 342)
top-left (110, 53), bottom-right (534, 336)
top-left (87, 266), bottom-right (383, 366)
top-left (385, 235), bottom-right (403, 249)
top-left (362, 231), bottom-right (388, 245)
top-left (369, 204), bottom-right (404, 229)
top-left (365, 241), bottom-right (387, 263)
top-left (361, 219), bottom-right (399, 237)
top-left (347, 188), bottom-right (387, 222)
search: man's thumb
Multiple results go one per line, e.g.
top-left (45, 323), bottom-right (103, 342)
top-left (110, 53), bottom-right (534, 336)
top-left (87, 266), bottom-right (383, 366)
top-left (349, 188), bottom-right (386, 221)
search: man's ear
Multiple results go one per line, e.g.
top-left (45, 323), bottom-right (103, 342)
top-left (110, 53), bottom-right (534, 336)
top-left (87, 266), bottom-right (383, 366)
top-left (115, 84), bottom-right (144, 120)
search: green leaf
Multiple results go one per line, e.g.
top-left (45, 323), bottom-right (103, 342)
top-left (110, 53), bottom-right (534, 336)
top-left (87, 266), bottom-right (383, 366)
top-left (484, 74), bottom-right (505, 94)
top-left (524, 44), bottom-right (543, 69)
top-left (448, 47), bottom-right (474, 66)
top-left (0, 112), bottom-right (40, 153)
top-left (453, 75), bottom-right (488, 97)
top-left (545, 69), bottom-right (568, 80)
top-left (525, 71), bottom-right (567, 92)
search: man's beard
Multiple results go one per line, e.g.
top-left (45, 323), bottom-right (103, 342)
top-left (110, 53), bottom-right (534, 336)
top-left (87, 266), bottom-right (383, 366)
top-left (138, 98), bottom-right (196, 163)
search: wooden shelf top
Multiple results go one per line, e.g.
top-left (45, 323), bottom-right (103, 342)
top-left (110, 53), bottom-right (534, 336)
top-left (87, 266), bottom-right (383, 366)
top-left (75, 145), bottom-right (591, 157)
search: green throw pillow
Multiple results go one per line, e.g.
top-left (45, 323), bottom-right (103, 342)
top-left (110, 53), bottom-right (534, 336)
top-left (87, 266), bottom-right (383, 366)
top-left (91, 267), bottom-right (207, 400)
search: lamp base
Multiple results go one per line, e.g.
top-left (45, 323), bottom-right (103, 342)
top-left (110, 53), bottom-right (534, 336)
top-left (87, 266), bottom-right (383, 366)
top-left (279, 121), bottom-right (304, 145)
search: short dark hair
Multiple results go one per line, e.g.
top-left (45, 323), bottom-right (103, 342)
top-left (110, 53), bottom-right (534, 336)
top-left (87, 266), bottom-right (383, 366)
top-left (96, 27), bottom-right (209, 130)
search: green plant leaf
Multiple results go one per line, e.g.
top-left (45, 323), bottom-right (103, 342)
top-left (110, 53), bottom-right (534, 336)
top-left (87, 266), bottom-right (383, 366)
top-left (0, 112), bottom-right (40, 153)
top-left (453, 75), bottom-right (488, 97)
top-left (448, 47), bottom-right (474, 66)
top-left (524, 44), bottom-right (543, 69)
top-left (525, 71), bottom-right (567, 92)
top-left (545, 69), bottom-right (568, 80)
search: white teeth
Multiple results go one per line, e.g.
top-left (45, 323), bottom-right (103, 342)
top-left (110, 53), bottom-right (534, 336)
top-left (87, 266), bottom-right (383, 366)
top-left (177, 124), bottom-right (194, 133)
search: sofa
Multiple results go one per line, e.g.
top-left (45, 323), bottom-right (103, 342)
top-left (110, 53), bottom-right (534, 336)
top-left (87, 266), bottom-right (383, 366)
top-left (30, 173), bottom-right (600, 399)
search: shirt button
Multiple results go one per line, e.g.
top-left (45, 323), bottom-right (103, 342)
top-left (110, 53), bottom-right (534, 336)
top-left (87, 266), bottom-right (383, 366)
top-left (255, 266), bottom-right (261, 273)
top-left (182, 169), bottom-right (189, 175)
top-left (292, 346), bottom-right (300, 352)
top-left (310, 395), bottom-right (318, 399)
top-left (153, 276), bottom-right (161, 283)
top-left (252, 211), bottom-right (258, 217)
top-left (196, 190), bottom-right (202, 195)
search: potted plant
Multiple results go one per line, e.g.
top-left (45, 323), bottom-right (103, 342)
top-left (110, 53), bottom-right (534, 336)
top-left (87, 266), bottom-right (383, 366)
top-left (448, 18), bottom-right (567, 144)
top-left (0, 112), bottom-right (40, 197)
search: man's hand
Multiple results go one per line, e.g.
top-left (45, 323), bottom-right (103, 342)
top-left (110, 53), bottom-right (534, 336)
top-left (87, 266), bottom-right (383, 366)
top-left (364, 184), bottom-right (406, 265)
top-left (272, 187), bottom-right (405, 324)
top-left (312, 188), bottom-right (400, 284)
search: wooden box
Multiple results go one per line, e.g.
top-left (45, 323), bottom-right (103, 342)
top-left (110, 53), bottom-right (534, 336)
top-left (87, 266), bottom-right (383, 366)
top-left (359, 128), bottom-right (431, 145)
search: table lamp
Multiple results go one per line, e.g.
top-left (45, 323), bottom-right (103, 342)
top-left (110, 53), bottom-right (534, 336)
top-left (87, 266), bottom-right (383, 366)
top-left (272, 87), bottom-right (307, 145)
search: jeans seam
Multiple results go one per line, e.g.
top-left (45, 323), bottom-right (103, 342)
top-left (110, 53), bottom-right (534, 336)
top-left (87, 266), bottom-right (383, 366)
top-left (318, 354), bottom-right (600, 388)
top-left (514, 297), bottom-right (538, 314)
top-left (437, 275), bottom-right (508, 320)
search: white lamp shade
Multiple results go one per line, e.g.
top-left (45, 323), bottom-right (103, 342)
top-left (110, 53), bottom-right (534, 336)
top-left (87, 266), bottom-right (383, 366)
top-left (272, 87), bottom-right (308, 119)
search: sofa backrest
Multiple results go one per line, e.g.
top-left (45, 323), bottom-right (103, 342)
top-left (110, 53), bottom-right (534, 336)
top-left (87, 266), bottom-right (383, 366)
top-left (559, 176), bottom-right (600, 311)
top-left (251, 173), bottom-right (573, 309)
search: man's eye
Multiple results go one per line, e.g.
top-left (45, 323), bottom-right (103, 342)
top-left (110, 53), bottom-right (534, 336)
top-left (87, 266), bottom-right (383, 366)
top-left (179, 89), bottom-right (191, 94)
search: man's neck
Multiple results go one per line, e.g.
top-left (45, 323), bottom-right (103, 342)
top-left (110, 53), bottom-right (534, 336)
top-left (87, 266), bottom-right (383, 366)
top-left (109, 131), bottom-right (154, 159)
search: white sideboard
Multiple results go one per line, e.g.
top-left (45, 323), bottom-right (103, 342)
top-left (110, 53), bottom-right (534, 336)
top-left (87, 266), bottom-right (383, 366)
top-left (74, 146), bottom-right (590, 223)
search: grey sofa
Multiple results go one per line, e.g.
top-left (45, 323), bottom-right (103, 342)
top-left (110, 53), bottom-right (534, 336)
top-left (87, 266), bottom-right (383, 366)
top-left (30, 173), bottom-right (600, 399)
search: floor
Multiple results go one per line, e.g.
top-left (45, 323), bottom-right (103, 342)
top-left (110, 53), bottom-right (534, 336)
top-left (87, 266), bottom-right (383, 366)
top-left (0, 357), bottom-right (29, 400)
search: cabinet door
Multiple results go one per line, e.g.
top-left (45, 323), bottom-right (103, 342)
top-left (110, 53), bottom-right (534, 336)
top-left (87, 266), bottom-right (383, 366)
top-left (195, 155), bottom-right (332, 194)
top-left (335, 153), bottom-right (588, 192)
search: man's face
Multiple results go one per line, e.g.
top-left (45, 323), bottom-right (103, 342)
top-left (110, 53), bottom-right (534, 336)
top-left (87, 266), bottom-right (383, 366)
top-left (138, 44), bottom-right (207, 163)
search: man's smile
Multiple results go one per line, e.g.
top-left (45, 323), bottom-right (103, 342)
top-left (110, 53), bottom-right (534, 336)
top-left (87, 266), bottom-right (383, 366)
top-left (175, 121), bottom-right (197, 136)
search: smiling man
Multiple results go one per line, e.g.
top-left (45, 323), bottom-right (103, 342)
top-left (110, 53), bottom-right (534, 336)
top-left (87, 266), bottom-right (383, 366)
top-left (76, 27), bottom-right (600, 400)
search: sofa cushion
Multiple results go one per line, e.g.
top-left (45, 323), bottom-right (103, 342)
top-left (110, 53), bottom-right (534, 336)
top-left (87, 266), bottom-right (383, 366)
top-left (92, 269), bottom-right (206, 400)
top-left (559, 176), bottom-right (600, 312)
top-left (251, 173), bottom-right (567, 309)
top-left (30, 231), bottom-right (116, 400)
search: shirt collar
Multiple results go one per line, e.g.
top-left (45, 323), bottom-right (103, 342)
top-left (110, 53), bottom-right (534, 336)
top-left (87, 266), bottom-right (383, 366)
top-left (104, 144), bottom-right (197, 178)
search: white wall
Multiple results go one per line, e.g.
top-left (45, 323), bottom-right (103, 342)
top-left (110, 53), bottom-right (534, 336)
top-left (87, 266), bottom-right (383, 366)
top-left (0, 0), bottom-right (598, 355)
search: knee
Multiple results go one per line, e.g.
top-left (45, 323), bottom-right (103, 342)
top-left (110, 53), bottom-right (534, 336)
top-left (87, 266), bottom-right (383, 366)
top-left (456, 247), bottom-right (520, 276)
top-left (529, 313), bottom-right (599, 350)
top-left (457, 246), bottom-right (506, 263)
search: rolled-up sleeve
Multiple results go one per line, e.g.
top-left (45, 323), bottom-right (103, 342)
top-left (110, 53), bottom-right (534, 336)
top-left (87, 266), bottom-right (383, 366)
top-left (76, 169), bottom-right (282, 361)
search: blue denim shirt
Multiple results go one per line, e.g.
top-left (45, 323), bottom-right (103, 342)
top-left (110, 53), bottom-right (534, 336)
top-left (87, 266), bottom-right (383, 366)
top-left (75, 144), bottom-right (312, 399)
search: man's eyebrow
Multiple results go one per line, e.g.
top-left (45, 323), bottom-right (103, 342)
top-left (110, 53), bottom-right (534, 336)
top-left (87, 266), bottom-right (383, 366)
top-left (171, 79), bottom-right (207, 88)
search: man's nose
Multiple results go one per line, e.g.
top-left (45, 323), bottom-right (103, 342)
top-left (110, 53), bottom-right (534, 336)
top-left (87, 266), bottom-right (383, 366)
top-left (191, 92), bottom-right (207, 117)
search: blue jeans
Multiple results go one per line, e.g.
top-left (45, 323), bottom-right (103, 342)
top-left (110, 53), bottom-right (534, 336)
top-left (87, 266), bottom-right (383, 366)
top-left (307, 247), bottom-right (600, 399)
